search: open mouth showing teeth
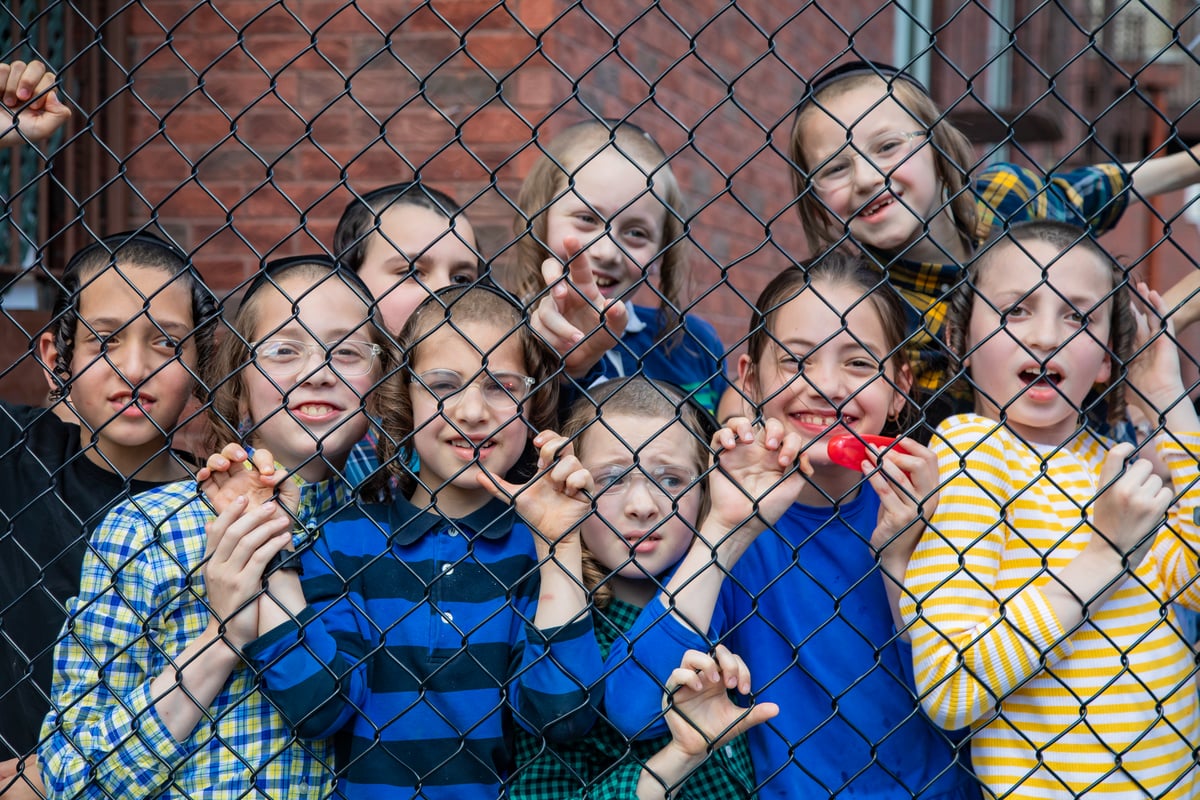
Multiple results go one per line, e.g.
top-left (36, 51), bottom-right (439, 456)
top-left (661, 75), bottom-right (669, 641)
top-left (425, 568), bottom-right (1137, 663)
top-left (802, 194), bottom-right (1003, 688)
top-left (862, 196), bottom-right (895, 216)
top-left (296, 404), bottom-right (336, 416)
top-left (1019, 368), bottom-right (1061, 386)
top-left (451, 439), bottom-right (494, 451)
top-left (794, 413), bottom-right (852, 428)
top-left (594, 275), bottom-right (617, 288)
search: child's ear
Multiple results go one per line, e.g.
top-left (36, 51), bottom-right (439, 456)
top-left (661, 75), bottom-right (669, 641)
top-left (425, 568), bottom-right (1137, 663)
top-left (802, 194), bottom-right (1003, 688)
top-left (890, 360), bottom-right (915, 419)
top-left (37, 331), bottom-right (63, 395)
top-left (736, 354), bottom-right (758, 397)
top-left (1095, 350), bottom-right (1112, 386)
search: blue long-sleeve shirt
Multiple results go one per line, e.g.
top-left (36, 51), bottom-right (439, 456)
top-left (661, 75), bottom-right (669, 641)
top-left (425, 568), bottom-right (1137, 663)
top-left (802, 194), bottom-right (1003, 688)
top-left (605, 486), bottom-right (979, 799)
top-left (245, 495), bottom-right (602, 800)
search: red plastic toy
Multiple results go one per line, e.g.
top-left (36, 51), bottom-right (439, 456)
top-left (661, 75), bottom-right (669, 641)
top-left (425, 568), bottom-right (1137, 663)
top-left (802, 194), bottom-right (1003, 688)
top-left (827, 434), bottom-right (908, 471)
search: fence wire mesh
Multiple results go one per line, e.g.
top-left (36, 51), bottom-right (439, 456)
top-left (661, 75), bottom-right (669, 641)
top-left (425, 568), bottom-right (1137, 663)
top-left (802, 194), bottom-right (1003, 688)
top-left (3, 0), bottom-right (1200, 798)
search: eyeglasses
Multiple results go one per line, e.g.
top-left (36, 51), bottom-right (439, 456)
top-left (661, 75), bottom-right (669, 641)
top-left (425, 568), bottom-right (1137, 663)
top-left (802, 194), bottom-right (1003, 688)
top-left (592, 464), bottom-right (699, 500)
top-left (254, 339), bottom-right (382, 377)
top-left (810, 130), bottom-right (930, 191)
top-left (413, 368), bottom-right (536, 407)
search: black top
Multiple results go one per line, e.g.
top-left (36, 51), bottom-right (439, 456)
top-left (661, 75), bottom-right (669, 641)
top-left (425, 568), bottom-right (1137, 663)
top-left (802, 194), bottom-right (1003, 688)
top-left (0, 402), bottom-right (169, 758)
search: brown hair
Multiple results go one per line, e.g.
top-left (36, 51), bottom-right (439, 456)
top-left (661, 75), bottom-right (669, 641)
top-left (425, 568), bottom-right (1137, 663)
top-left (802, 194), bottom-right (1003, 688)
top-left (742, 251), bottom-right (914, 425)
top-left (944, 220), bottom-right (1135, 424)
top-left (205, 258), bottom-right (401, 498)
top-left (560, 376), bottom-right (716, 608)
top-left (333, 181), bottom-right (481, 275)
top-left (789, 73), bottom-right (977, 258)
top-left (390, 284), bottom-right (561, 498)
top-left (508, 119), bottom-right (690, 344)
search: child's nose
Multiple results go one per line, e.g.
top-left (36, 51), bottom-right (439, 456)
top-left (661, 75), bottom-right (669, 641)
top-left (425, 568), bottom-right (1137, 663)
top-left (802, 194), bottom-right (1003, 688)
top-left (449, 381), bottom-right (490, 421)
top-left (585, 231), bottom-right (622, 265)
top-left (1021, 312), bottom-right (1062, 352)
top-left (623, 477), bottom-right (662, 518)
top-left (804, 360), bottom-right (848, 403)
top-left (850, 152), bottom-right (886, 192)
top-left (114, 344), bottom-right (152, 387)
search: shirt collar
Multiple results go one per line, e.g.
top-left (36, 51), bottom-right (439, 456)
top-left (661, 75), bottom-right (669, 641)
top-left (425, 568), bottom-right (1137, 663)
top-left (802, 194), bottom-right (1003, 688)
top-left (297, 478), bottom-right (355, 527)
top-left (623, 302), bottom-right (646, 333)
top-left (386, 495), bottom-right (517, 545)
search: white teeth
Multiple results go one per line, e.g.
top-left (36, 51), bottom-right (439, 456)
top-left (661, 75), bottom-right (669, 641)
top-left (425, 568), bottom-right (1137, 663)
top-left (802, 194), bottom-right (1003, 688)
top-left (864, 197), bottom-right (893, 216)
top-left (298, 404), bottom-right (334, 415)
top-left (796, 414), bottom-right (838, 426)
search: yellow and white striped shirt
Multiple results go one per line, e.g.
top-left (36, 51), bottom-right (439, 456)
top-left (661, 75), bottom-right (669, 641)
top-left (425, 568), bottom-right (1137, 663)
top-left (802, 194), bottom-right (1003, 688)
top-left (902, 414), bottom-right (1200, 799)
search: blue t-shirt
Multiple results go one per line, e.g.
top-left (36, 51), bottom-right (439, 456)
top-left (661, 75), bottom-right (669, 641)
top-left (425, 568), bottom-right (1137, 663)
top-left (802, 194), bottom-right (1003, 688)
top-left (606, 485), bottom-right (980, 799)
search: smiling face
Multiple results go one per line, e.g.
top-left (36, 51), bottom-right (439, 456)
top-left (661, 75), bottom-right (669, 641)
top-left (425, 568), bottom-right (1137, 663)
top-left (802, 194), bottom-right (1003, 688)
top-left (965, 239), bottom-right (1114, 445)
top-left (407, 319), bottom-right (532, 517)
top-left (742, 279), bottom-right (909, 494)
top-left (542, 147), bottom-right (667, 301)
top-left (799, 79), bottom-right (960, 262)
top-left (356, 204), bottom-right (478, 335)
top-left (578, 414), bottom-right (703, 606)
top-left (241, 273), bottom-right (378, 482)
top-left (40, 264), bottom-right (198, 478)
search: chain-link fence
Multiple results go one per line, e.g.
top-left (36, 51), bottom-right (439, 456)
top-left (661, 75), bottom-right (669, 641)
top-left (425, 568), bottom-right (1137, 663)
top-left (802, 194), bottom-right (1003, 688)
top-left (3, 1), bottom-right (1200, 798)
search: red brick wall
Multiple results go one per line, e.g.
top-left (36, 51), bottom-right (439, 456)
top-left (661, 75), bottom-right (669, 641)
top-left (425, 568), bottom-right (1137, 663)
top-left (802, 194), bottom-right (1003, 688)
top-left (5, 0), bottom-right (1196, 402)
top-left (107, 0), bottom-right (895, 346)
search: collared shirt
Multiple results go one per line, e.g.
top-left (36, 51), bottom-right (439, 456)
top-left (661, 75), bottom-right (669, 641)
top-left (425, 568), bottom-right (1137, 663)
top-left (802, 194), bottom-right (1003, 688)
top-left (511, 597), bottom-right (757, 800)
top-left (245, 494), bottom-right (603, 800)
top-left (41, 478), bottom-right (352, 800)
top-left (581, 304), bottom-right (728, 414)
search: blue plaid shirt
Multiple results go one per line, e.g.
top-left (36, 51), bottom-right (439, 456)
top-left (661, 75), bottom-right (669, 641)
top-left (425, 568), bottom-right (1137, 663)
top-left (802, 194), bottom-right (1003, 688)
top-left (41, 478), bottom-right (353, 800)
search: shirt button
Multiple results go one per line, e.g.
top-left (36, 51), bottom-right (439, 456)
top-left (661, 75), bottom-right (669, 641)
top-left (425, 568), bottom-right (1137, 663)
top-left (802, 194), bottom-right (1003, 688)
top-left (442, 612), bottom-right (454, 623)
top-left (939, 283), bottom-right (950, 293)
top-left (442, 563), bottom-right (454, 575)
top-left (447, 528), bottom-right (459, 537)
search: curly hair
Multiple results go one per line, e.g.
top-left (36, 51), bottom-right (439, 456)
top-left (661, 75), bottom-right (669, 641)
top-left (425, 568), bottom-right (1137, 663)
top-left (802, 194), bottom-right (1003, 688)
top-left (204, 256), bottom-right (401, 499)
top-left (389, 283), bottom-right (561, 499)
top-left (943, 220), bottom-right (1136, 425)
top-left (507, 119), bottom-right (691, 347)
top-left (45, 230), bottom-right (217, 402)
top-left (789, 62), bottom-right (977, 259)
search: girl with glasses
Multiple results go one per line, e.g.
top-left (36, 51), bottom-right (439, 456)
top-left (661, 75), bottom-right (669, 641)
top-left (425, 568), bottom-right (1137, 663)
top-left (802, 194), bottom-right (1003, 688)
top-left (511, 377), bottom-right (777, 800)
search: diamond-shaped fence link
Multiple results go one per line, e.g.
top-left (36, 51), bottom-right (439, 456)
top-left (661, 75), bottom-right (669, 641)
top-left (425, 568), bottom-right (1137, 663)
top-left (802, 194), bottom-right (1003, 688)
top-left (2, 1), bottom-right (1200, 798)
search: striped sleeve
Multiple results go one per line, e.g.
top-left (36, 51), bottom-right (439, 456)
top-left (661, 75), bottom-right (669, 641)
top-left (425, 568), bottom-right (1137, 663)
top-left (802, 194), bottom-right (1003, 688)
top-left (1148, 432), bottom-right (1200, 608)
top-left (244, 524), bottom-right (377, 739)
top-left (901, 418), bottom-right (1074, 731)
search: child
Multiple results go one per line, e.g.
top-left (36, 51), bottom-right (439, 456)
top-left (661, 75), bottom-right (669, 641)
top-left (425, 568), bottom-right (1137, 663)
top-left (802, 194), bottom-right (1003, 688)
top-left (787, 59), bottom-right (1200, 405)
top-left (0, 231), bottom-right (214, 794)
top-left (243, 284), bottom-right (605, 800)
top-left (506, 119), bottom-right (728, 413)
top-left (901, 221), bottom-right (1200, 798)
top-left (605, 253), bottom-right (981, 798)
top-left (510, 377), bottom-right (777, 800)
top-left (332, 181), bottom-right (482, 486)
top-left (40, 256), bottom-right (395, 799)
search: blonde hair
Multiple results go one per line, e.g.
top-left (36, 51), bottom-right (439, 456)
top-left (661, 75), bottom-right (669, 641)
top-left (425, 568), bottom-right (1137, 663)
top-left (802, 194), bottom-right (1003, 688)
top-left (790, 73), bottom-right (977, 258)
top-left (509, 120), bottom-right (690, 342)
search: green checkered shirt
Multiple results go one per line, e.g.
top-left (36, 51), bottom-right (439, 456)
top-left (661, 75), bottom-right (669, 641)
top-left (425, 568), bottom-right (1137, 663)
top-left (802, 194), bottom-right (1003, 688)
top-left (510, 598), bottom-right (758, 799)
